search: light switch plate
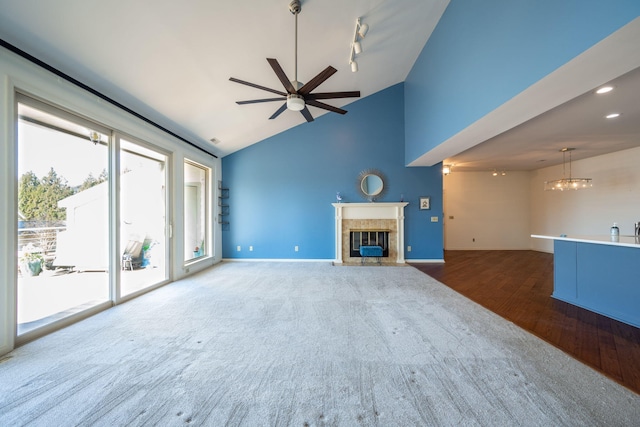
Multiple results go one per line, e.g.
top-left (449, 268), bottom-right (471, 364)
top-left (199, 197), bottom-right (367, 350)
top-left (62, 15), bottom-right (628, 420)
top-left (431, 216), bottom-right (439, 222)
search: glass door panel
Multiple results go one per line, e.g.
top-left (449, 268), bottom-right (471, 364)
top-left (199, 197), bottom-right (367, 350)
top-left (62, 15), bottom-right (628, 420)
top-left (17, 98), bottom-right (110, 336)
top-left (120, 139), bottom-right (168, 297)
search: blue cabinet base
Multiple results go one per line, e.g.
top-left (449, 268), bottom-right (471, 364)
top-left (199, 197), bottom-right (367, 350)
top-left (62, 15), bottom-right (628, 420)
top-left (553, 240), bottom-right (640, 328)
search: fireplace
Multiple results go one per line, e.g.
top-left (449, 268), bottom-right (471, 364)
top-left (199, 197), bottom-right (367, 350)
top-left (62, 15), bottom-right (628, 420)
top-left (350, 230), bottom-right (389, 257)
top-left (332, 202), bottom-right (408, 264)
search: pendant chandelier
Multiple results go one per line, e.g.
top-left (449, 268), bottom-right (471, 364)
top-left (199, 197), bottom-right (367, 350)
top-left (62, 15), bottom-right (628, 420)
top-left (544, 148), bottom-right (593, 191)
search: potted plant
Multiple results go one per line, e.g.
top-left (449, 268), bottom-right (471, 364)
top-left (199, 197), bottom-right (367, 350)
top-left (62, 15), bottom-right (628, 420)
top-left (20, 250), bottom-right (44, 277)
top-left (193, 239), bottom-right (204, 258)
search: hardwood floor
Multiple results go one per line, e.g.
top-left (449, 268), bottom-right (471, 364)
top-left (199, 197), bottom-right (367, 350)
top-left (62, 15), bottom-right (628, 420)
top-left (411, 250), bottom-right (640, 395)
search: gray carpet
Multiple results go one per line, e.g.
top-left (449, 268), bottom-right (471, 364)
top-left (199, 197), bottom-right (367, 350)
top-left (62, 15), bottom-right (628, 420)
top-left (0, 262), bottom-right (638, 426)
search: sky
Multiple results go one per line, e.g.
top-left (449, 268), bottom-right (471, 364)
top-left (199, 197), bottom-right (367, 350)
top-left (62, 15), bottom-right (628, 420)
top-left (18, 121), bottom-right (108, 187)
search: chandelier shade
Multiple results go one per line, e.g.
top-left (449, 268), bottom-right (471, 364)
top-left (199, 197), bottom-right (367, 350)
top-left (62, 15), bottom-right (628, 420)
top-left (544, 148), bottom-right (592, 191)
top-left (544, 177), bottom-right (593, 191)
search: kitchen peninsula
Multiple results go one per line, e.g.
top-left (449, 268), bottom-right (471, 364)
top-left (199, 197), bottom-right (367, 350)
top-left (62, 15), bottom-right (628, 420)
top-left (532, 234), bottom-right (640, 328)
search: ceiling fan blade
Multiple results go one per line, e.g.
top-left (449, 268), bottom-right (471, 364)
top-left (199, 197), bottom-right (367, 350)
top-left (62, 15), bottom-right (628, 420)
top-left (306, 100), bottom-right (347, 115)
top-left (236, 97), bottom-right (285, 105)
top-left (267, 58), bottom-right (297, 94)
top-left (298, 66), bottom-right (337, 95)
top-left (269, 103), bottom-right (288, 120)
top-left (305, 91), bottom-right (361, 100)
top-left (300, 107), bottom-right (314, 122)
top-left (229, 77), bottom-right (287, 97)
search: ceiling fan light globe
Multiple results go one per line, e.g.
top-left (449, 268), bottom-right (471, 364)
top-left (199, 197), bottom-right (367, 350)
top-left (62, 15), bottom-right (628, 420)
top-left (287, 94), bottom-right (305, 111)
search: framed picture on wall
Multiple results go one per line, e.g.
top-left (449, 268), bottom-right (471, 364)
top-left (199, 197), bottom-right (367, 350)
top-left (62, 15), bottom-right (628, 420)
top-left (420, 197), bottom-right (430, 210)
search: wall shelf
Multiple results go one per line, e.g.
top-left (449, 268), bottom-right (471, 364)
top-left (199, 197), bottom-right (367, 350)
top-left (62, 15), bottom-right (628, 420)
top-left (218, 180), bottom-right (229, 226)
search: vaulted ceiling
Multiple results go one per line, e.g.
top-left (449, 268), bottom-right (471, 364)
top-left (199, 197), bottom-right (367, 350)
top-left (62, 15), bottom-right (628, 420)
top-left (1, 2), bottom-right (639, 171)
top-left (0, 0), bottom-right (449, 157)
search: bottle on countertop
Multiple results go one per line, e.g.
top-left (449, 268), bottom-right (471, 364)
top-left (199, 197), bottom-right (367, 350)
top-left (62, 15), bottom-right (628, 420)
top-left (611, 222), bottom-right (620, 236)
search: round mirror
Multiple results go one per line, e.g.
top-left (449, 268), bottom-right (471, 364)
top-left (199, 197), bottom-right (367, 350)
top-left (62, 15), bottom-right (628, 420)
top-left (361, 174), bottom-right (383, 196)
top-left (357, 169), bottom-right (387, 201)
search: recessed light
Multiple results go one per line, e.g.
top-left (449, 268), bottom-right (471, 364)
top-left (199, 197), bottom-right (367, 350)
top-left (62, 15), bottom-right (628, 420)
top-left (596, 86), bottom-right (614, 94)
top-left (605, 113), bottom-right (621, 119)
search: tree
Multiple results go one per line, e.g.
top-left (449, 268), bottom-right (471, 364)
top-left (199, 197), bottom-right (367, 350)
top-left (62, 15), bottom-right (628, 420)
top-left (78, 168), bottom-right (108, 191)
top-left (18, 168), bottom-right (73, 222)
top-left (18, 171), bottom-right (41, 221)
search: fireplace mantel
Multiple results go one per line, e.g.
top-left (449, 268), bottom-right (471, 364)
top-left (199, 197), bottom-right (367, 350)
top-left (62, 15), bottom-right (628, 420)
top-left (332, 202), bottom-right (408, 264)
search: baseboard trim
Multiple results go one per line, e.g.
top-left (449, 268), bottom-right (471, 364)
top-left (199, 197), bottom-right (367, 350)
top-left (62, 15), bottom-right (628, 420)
top-left (222, 258), bottom-right (332, 263)
top-left (406, 259), bottom-right (445, 263)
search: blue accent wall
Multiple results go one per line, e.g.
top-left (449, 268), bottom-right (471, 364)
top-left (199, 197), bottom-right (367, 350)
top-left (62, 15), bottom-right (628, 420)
top-left (222, 84), bottom-right (443, 260)
top-left (404, 0), bottom-right (640, 165)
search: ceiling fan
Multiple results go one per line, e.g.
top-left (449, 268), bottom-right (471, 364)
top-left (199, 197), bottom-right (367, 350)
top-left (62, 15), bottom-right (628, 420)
top-left (229, 0), bottom-right (360, 123)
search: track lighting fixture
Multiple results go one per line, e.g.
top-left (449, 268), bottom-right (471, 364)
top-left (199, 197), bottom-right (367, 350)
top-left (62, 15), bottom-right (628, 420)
top-left (349, 17), bottom-right (369, 72)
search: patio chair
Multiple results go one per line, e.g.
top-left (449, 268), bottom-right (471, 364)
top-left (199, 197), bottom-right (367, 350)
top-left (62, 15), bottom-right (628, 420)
top-left (122, 240), bottom-right (144, 271)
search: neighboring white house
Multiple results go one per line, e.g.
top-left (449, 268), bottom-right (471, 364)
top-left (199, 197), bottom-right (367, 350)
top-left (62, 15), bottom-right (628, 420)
top-left (55, 169), bottom-right (165, 271)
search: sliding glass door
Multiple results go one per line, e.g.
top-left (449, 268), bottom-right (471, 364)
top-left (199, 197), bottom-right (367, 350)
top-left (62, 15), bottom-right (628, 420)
top-left (16, 95), bottom-right (176, 340)
top-left (120, 139), bottom-right (169, 297)
top-left (17, 96), bottom-right (110, 336)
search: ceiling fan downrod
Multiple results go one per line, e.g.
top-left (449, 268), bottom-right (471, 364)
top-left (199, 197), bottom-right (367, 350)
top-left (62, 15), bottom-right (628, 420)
top-left (289, 0), bottom-right (301, 86)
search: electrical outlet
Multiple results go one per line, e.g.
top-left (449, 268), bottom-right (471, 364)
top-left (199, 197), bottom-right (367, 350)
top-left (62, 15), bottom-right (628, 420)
top-left (249, 246), bottom-right (253, 251)
top-left (431, 216), bottom-right (439, 222)
top-left (237, 245), bottom-right (241, 251)
top-left (294, 245), bottom-right (299, 252)
top-left (407, 246), bottom-right (412, 252)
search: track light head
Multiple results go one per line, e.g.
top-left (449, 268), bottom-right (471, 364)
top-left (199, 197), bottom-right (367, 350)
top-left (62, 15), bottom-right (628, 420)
top-left (358, 22), bottom-right (369, 38)
top-left (350, 61), bottom-right (358, 72)
top-left (353, 41), bottom-right (362, 55)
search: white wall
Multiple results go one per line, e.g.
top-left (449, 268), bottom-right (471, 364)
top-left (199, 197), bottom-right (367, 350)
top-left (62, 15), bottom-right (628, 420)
top-left (443, 147), bottom-right (640, 253)
top-left (530, 146), bottom-right (640, 252)
top-left (443, 171), bottom-right (531, 250)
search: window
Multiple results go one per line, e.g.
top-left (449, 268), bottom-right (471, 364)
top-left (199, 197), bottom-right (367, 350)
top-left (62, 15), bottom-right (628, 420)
top-left (184, 160), bottom-right (210, 261)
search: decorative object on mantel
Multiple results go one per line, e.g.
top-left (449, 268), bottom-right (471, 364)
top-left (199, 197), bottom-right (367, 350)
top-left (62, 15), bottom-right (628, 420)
top-left (544, 148), bottom-right (593, 191)
top-left (419, 197), bottom-right (431, 210)
top-left (336, 192), bottom-right (343, 202)
top-left (357, 169), bottom-right (387, 202)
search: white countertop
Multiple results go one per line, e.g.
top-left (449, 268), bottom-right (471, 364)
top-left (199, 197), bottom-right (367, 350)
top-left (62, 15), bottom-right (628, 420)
top-left (532, 234), bottom-right (640, 248)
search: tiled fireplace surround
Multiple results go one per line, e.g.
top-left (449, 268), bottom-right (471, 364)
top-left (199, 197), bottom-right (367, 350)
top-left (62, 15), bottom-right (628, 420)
top-left (332, 203), bottom-right (408, 264)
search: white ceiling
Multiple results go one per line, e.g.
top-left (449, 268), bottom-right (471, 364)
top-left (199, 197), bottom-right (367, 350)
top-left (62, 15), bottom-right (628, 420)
top-left (1, 1), bottom-right (639, 171)
top-left (0, 0), bottom-right (449, 157)
top-left (445, 63), bottom-right (640, 172)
